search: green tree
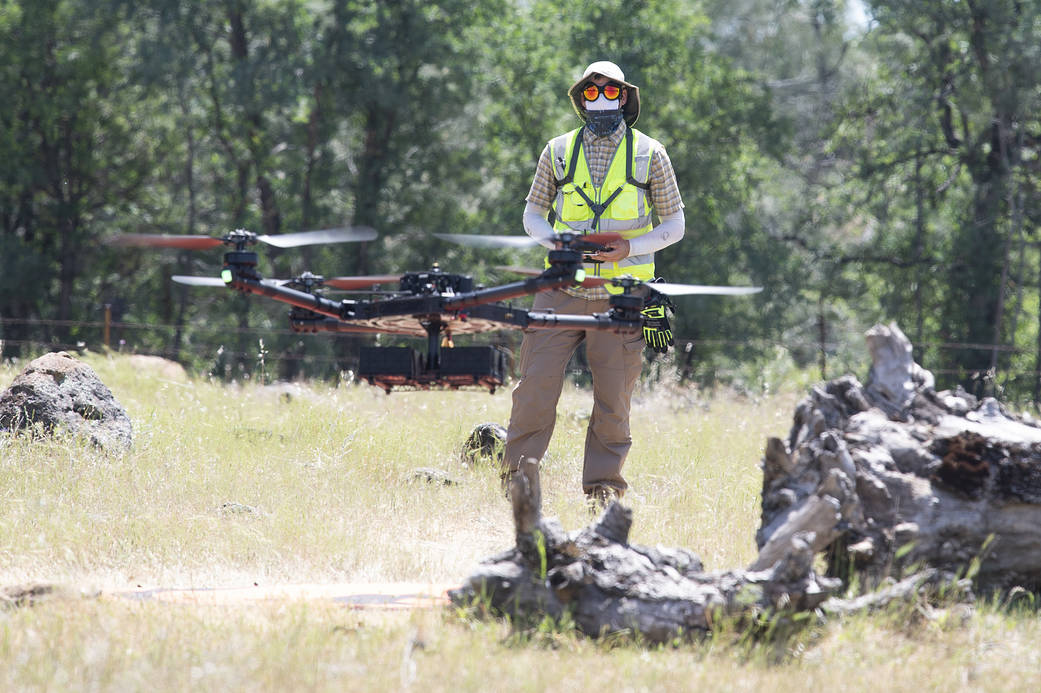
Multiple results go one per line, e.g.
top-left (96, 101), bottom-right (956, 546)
top-left (699, 0), bottom-right (888, 380)
top-left (841, 0), bottom-right (1041, 393)
top-left (0, 0), bottom-right (159, 358)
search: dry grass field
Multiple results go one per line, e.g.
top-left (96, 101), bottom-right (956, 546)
top-left (1, 352), bottom-right (1040, 691)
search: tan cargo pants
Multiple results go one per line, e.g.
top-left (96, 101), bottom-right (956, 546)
top-left (503, 289), bottom-right (644, 495)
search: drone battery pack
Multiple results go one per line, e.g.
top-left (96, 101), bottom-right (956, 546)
top-left (358, 346), bottom-right (419, 381)
top-left (358, 345), bottom-right (507, 393)
top-left (440, 346), bottom-right (507, 380)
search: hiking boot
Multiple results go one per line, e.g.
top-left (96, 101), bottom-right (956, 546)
top-left (585, 484), bottom-right (620, 513)
top-left (500, 469), bottom-right (514, 500)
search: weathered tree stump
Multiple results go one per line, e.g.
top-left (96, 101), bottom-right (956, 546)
top-left (758, 322), bottom-right (1041, 591)
top-left (0, 351), bottom-right (132, 452)
top-left (449, 459), bottom-right (843, 643)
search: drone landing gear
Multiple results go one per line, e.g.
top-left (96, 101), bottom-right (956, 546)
top-left (358, 318), bottom-right (507, 394)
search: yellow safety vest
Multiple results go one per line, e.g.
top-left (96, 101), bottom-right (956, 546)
top-left (548, 126), bottom-right (657, 293)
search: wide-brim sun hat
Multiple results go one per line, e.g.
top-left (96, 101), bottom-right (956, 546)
top-left (568, 60), bottom-right (640, 127)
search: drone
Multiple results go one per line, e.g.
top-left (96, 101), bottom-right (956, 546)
top-left (107, 227), bottom-right (761, 393)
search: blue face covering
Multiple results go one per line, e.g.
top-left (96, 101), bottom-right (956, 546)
top-left (585, 109), bottom-right (624, 137)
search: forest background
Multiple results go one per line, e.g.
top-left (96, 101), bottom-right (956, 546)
top-left (2, 0), bottom-right (1041, 402)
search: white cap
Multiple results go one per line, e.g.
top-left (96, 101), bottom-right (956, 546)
top-left (567, 61), bottom-right (640, 127)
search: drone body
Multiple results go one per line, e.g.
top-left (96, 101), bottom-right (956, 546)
top-left (108, 228), bottom-right (760, 393)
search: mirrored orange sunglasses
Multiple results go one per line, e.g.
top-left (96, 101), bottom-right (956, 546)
top-left (582, 82), bottom-right (623, 101)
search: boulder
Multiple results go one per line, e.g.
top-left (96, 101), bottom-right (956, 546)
top-left (125, 354), bottom-right (188, 381)
top-left (0, 351), bottom-right (132, 451)
top-left (461, 422), bottom-right (506, 466)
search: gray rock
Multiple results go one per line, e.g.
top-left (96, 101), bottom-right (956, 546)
top-left (0, 352), bottom-right (132, 451)
top-left (409, 467), bottom-right (458, 485)
top-left (461, 422), bottom-right (506, 466)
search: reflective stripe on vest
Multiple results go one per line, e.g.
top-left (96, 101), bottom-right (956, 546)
top-left (548, 126), bottom-right (656, 293)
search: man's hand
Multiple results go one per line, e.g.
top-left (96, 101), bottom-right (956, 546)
top-left (641, 291), bottom-right (674, 353)
top-left (591, 238), bottom-right (629, 263)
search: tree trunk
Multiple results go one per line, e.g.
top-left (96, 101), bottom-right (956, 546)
top-left (912, 152), bottom-right (926, 360)
top-left (57, 213), bottom-right (79, 324)
top-left (301, 84), bottom-right (323, 232)
top-left (171, 86), bottom-right (198, 361)
top-left (817, 294), bottom-right (827, 380)
top-left (256, 174), bottom-right (281, 237)
top-left (351, 104), bottom-right (396, 276)
top-left (1036, 250), bottom-right (1041, 407)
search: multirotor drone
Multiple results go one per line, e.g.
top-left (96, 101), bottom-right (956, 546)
top-left (108, 228), bottom-right (761, 393)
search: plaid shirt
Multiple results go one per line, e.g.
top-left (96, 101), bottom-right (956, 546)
top-left (525, 121), bottom-right (683, 299)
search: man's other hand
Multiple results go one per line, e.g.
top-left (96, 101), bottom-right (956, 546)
top-left (591, 238), bottom-right (630, 263)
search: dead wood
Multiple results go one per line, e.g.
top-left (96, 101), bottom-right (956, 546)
top-left (450, 460), bottom-right (843, 643)
top-left (759, 322), bottom-right (1041, 591)
top-left (451, 324), bottom-right (1016, 640)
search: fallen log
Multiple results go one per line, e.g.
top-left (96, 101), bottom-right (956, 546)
top-left (758, 323), bottom-right (1041, 591)
top-left (449, 459), bottom-right (843, 643)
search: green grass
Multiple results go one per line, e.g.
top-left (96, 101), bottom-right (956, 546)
top-left (1, 352), bottom-right (1039, 691)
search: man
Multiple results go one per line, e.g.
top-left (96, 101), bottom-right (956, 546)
top-left (502, 60), bottom-right (685, 505)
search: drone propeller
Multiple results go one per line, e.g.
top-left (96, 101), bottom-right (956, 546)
top-left (435, 231), bottom-right (622, 254)
top-left (171, 275), bottom-right (225, 286)
top-left (172, 275), bottom-right (291, 288)
top-left (112, 235), bottom-right (226, 250)
top-left (434, 233), bottom-right (539, 249)
top-left (494, 266), bottom-right (762, 296)
top-left (107, 226), bottom-right (377, 250)
top-left (260, 227), bottom-right (376, 247)
top-left (640, 282), bottom-right (762, 296)
top-left (494, 265), bottom-right (545, 275)
top-left (584, 276), bottom-right (763, 296)
top-left (172, 272), bottom-right (403, 292)
top-left (323, 274), bottom-right (403, 290)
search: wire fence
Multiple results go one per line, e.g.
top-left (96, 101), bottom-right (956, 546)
top-left (3, 316), bottom-right (1041, 389)
top-left (0, 317), bottom-right (364, 378)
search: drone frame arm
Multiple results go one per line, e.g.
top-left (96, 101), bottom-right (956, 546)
top-left (225, 275), bottom-right (348, 319)
top-left (463, 303), bottom-right (642, 334)
top-left (443, 266), bottom-right (584, 311)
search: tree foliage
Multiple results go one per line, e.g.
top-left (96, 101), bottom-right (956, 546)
top-left (3, 0), bottom-right (1041, 401)
top-left (838, 0), bottom-right (1041, 392)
